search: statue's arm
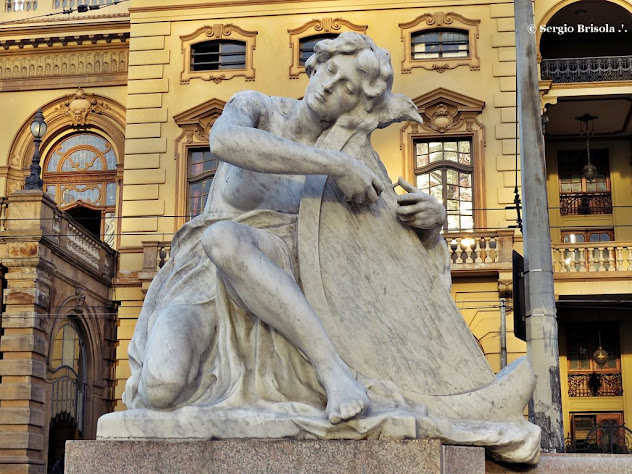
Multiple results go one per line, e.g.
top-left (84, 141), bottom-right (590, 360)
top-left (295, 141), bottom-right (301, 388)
top-left (210, 91), bottom-right (384, 203)
top-left (211, 92), bottom-right (347, 177)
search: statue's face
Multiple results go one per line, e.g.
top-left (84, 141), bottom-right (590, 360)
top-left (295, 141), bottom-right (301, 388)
top-left (305, 54), bottom-right (366, 122)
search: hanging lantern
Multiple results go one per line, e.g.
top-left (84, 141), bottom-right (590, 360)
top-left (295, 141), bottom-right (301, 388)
top-left (592, 329), bottom-right (609, 367)
top-left (575, 114), bottom-right (598, 181)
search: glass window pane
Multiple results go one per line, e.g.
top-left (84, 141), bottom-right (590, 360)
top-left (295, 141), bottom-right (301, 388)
top-left (447, 169), bottom-right (458, 185)
top-left (458, 141), bottom-right (470, 153)
top-left (429, 152), bottom-right (443, 163)
top-left (106, 182), bottom-right (116, 206)
top-left (460, 215), bottom-right (473, 231)
top-left (444, 151), bottom-right (458, 162)
top-left (444, 142), bottom-right (457, 152)
top-left (416, 173), bottom-right (430, 191)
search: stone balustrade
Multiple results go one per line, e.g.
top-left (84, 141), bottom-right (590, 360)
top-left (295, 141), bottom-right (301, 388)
top-left (2, 0), bottom-right (127, 21)
top-left (444, 230), bottom-right (515, 274)
top-left (552, 242), bottom-right (632, 273)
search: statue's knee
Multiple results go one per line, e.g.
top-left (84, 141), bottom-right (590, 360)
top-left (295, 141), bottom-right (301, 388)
top-left (140, 357), bottom-right (188, 409)
top-left (203, 221), bottom-right (241, 268)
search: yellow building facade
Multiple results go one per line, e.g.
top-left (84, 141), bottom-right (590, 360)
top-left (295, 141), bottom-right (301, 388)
top-left (0, 0), bottom-right (631, 470)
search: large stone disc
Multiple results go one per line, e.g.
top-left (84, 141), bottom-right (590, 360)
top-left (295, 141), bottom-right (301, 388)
top-left (298, 174), bottom-right (495, 395)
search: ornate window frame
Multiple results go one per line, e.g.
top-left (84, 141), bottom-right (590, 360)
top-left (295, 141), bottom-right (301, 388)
top-left (287, 18), bottom-right (367, 79)
top-left (180, 24), bottom-right (257, 84)
top-left (399, 12), bottom-right (480, 73)
top-left (401, 88), bottom-right (486, 229)
top-left (173, 98), bottom-right (226, 228)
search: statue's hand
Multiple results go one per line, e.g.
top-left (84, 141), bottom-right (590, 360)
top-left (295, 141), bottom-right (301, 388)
top-left (334, 157), bottom-right (384, 205)
top-left (394, 177), bottom-right (446, 230)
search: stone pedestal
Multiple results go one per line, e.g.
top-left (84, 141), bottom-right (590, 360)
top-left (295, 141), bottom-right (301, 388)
top-left (65, 439), bottom-right (485, 474)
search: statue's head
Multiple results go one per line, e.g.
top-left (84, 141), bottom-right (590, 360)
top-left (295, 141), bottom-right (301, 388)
top-left (304, 32), bottom-right (422, 130)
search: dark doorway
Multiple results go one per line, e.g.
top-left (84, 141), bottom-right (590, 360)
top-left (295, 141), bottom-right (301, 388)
top-left (66, 206), bottom-right (101, 239)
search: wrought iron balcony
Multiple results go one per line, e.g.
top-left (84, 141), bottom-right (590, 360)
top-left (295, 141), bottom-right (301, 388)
top-left (560, 192), bottom-right (612, 216)
top-left (568, 372), bottom-right (623, 397)
top-left (541, 55), bottom-right (632, 83)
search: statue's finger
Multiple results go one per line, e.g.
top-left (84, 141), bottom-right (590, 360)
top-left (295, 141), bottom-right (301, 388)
top-left (397, 176), bottom-right (418, 193)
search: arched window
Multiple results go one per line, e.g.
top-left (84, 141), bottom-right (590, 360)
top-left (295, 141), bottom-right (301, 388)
top-left (411, 29), bottom-right (469, 60)
top-left (49, 322), bottom-right (87, 468)
top-left (191, 40), bottom-right (246, 71)
top-left (298, 33), bottom-right (339, 66)
top-left (414, 139), bottom-right (473, 231)
top-left (43, 133), bottom-right (117, 245)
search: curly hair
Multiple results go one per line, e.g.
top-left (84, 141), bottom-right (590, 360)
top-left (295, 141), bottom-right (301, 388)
top-left (304, 32), bottom-right (394, 113)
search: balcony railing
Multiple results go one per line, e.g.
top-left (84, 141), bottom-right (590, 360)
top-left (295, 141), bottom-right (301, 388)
top-left (560, 192), bottom-right (612, 216)
top-left (552, 242), bottom-right (632, 273)
top-left (444, 230), bottom-right (514, 273)
top-left (3, 0), bottom-right (127, 21)
top-left (541, 55), bottom-right (632, 83)
top-left (568, 372), bottom-right (623, 397)
top-left (5, 0), bottom-right (37, 11)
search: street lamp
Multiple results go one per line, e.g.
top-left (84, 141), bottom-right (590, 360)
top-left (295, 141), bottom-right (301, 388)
top-left (24, 108), bottom-right (47, 190)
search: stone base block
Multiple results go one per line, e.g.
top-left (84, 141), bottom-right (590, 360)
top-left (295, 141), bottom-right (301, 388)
top-left (486, 453), bottom-right (632, 473)
top-left (65, 439), bottom-right (485, 474)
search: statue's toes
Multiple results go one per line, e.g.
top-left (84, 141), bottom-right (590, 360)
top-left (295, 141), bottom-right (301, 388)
top-left (328, 410), bottom-right (342, 425)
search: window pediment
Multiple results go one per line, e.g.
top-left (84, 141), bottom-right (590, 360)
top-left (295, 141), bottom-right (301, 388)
top-left (400, 12), bottom-right (480, 73)
top-left (180, 24), bottom-right (257, 84)
top-left (287, 18), bottom-right (367, 78)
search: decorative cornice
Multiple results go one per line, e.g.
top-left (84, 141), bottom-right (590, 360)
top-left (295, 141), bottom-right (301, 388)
top-left (0, 32), bottom-right (129, 50)
top-left (0, 12), bottom-right (129, 26)
top-left (0, 48), bottom-right (128, 90)
top-left (129, 0), bottom-right (338, 13)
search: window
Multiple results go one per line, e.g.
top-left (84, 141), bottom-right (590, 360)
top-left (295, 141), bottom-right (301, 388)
top-left (191, 40), bottom-right (246, 71)
top-left (299, 33), bottom-right (339, 66)
top-left (567, 323), bottom-right (619, 373)
top-left (43, 132), bottom-right (117, 245)
top-left (180, 24), bottom-right (257, 84)
top-left (173, 98), bottom-right (225, 227)
top-left (288, 18), bottom-right (367, 78)
top-left (414, 139), bottom-right (473, 232)
top-left (566, 323), bottom-right (622, 398)
top-left (559, 149), bottom-right (611, 215)
top-left (412, 29), bottom-right (469, 60)
top-left (188, 148), bottom-right (217, 219)
top-left (562, 229), bottom-right (613, 244)
top-left (400, 12), bottom-right (480, 73)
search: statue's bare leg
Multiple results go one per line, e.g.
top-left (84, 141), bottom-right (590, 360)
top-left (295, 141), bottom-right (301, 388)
top-left (202, 220), bottom-right (368, 423)
top-left (139, 304), bottom-right (214, 408)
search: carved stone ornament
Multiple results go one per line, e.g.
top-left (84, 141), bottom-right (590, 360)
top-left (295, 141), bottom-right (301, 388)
top-left (55, 88), bottom-right (112, 127)
top-left (287, 18), bottom-right (367, 78)
top-left (180, 24), bottom-right (257, 84)
top-left (399, 12), bottom-right (480, 73)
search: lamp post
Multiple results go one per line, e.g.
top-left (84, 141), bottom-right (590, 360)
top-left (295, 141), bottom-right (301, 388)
top-left (24, 108), bottom-right (47, 190)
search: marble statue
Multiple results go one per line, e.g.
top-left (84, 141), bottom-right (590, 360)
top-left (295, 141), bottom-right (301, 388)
top-left (98, 33), bottom-right (541, 464)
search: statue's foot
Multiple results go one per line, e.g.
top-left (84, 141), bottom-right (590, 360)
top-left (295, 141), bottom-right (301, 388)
top-left (321, 356), bottom-right (369, 424)
top-left (326, 378), bottom-right (369, 424)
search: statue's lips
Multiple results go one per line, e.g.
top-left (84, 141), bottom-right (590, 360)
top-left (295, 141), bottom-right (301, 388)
top-left (312, 91), bottom-right (326, 104)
